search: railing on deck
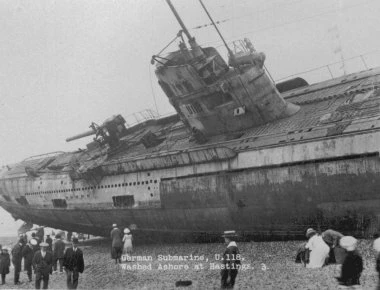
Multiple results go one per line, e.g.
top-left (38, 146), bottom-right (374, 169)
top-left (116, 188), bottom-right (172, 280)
top-left (275, 50), bottom-right (380, 84)
top-left (123, 109), bottom-right (176, 129)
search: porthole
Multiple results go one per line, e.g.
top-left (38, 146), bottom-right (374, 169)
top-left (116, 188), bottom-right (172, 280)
top-left (150, 193), bottom-right (153, 197)
top-left (148, 187), bottom-right (151, 190)
top-left (154, 180), bottom-right (157, 183)
top-left (133, 182), bottom-right (136, 186)
top-left (129, 182), bottom-right (132, 186)
top-left (147, 173), bottom-right (150, 176)
top-left (137, 182), bottom-right (140, 185)
top-left (150, 180), bottom-right (152, 183)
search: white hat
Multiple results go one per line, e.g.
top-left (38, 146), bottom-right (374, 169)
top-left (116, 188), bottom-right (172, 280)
top-left (124, 228), bottom-right (130, 234)
top-left (30, 239), bottom-right (37, 246)
top-left (306, 228), bottom-right (316, 238)
top-left (221, 230), bottom-right (238, 238)
top-left (373, 238), bottom-right (380, 252)
top-left (340, 236), bottom-right (357, 251)
top-left (112, 223), bottom-right (117, 228)
top-left (39, 242), bottom-right (49, 247)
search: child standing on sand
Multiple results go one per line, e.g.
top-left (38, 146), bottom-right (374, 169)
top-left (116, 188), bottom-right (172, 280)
top-left (0, 247), bottom-right (10, 285)
top-left (122, 228), bottom-right (133, 256)
top-left (221, 231), bottom-right (241, 289)
top-left (336, 236), bottom-right (363, 289)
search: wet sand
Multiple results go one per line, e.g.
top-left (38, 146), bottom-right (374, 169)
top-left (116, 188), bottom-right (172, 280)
top-left (0, 237), bottom-right (378, 289)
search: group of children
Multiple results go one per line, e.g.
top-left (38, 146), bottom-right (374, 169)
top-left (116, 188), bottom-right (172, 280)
top-left (298, 228), bottom-right (380, 289)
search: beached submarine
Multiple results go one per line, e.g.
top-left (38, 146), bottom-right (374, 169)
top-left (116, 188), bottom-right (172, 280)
top-left (1, 0), bottom-right (380, 240)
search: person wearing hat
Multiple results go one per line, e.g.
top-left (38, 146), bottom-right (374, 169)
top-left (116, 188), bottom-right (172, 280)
top-left (32, 242), bottom-right (53, 289)
top-left (336, 236), bottom-right (363, 288)
top-left (321, 229), bottom-right (346, 264)
top-left (52, 234), bottom-right (66, 273)
top-left (31, 232), bottom-right (40, 247)
top-left (122, 228), bottom-right (133, 256)
top-left (220, 231), bottom-right (241, 289)
top-left (63, 237), bottom-right (84, 289)
top-left (22, 239), bottom-right (37, 282)
top-left (0, 247), bottom-right (10, 285)
top-left (11, 239), bottom-right (24, 285)
top-left (45, 235), bottom-right (53, 252)
top-left (19, 233), bottom-right (27, 247)
top-left (305, 228), bottom-right (330, 268)
top-left (110, 223), bottom-right (123, 264)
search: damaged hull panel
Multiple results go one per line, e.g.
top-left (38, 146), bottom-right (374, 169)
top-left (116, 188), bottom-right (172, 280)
top-left (1, 146), bottom-right (380, 238)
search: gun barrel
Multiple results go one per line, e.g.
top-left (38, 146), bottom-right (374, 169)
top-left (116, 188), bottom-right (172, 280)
top-left (66, 129), bottom-right (96, 142)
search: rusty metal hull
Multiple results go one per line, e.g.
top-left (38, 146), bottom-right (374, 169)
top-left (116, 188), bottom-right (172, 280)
top-left (1, 153), bottom-right (379, 238)
top-left (1, 67), bottom-right (380, 238)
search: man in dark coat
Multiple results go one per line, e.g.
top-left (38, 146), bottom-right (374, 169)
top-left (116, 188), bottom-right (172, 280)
top-left (0, 247), bottom-right (11, 285)
top-left (32, 242), bottom-right (53, 289)
top-left (220, 231), bottom-right (241, 289)
top-left (11, 239), bottom-right (24, 285)
top-left (45, 235), bottom-right (53, 252)
top-left (53, 234), bottom-right (66, 273)
top-left (63, 238), bottom-right (85, 289)
top-left (36, 228), bottom-right (45, 244)
top-left (22, 239), bottom-right (37, 282)
top-left (336, 236), bottom-right (363, 288)
top-left (110, 223), bottom-right (123, 264)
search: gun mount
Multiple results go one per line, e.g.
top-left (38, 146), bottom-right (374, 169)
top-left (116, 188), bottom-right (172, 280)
top-left (66, 114), bottom-right (127, 148)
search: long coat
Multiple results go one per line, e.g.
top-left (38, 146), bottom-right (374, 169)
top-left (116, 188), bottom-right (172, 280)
top-left (45, 237), bottom-right (53, 252)
top-left (63, 247), bottom-right (85, 273)
top-left (11, 243), bottom-right (23, 271)
top-left (22, 245), bottom-right (34, 270)
top-left (0, 252), bottom-right (10, 275)
top-left (53, 239), bottom-right (66, 259)
top-left (110, 228), bottom-right (123, 248)
top-left (32, 251), bottom-right (53, 275)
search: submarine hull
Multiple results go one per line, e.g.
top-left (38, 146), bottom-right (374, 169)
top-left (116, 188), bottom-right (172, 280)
top-left (1, 148), bottom-right (379, 238)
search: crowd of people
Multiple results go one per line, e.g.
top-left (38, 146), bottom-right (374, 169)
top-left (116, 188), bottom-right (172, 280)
top-left (0, 230), bottom-right (84, 289)
top-left (3, 224), bottom-right (380, 289)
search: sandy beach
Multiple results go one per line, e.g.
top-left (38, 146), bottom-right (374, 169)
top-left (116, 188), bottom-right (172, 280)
top-left (0, 237), bottom-right (379, 289)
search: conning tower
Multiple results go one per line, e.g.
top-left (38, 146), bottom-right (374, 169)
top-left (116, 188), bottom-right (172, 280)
top-left (153, 0), bottom-right (300, 139)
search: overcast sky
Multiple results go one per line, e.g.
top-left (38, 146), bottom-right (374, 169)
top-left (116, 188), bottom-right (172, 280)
top-left (1, 0), bottom-right (380, 166)
top-left (1, 0), bottom-right (380, 236)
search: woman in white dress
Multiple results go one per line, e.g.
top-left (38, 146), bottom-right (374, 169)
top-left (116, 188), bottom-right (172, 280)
top-left (305, 228), bottom-right (330, 268)
top-left (122, 228), bottom-right (133, 256)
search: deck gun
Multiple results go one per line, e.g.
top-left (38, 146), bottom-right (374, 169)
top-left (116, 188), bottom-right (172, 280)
top-left (66, 115), bottom-right (127, 147)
